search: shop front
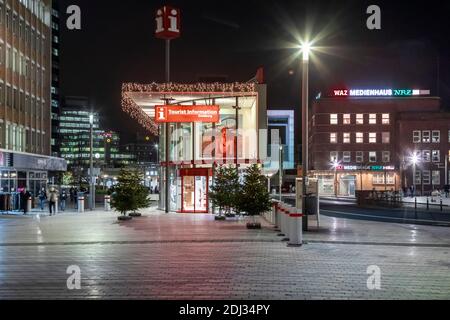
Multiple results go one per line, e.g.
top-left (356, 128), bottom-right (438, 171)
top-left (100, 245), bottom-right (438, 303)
top-left (122, 82), bottom-right (267, 213)
top-left (314, 167), bottom-right (401, 197)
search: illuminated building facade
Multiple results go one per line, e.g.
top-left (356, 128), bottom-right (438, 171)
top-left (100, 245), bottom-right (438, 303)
top-left (0, 0), bottom-right (66, 199)
top-left (311, 88), bottom-right (449, 197)
top-left (122, 82), bottom-right (268, 213)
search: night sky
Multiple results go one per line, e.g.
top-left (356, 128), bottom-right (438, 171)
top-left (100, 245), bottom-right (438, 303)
top-left (58, 0), bottom-right (450, 141)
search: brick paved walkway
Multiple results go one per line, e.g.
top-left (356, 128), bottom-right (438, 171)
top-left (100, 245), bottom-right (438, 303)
top-left (0, 208), bottom-right (449, 299)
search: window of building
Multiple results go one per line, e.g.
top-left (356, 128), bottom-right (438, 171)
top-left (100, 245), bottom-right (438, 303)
top-left (330, 133), bottom-right (337, 144)
top-left (356, 151), bottom-right (364, 163)
top-left (382, 114), bottom-right (390, 125)
top-left (422, 150), bottom-right (431, 162)
top-left (422, 131), bottom-right (431, 143)
top-left (373, 174), bottom-right (384, 185)
top-left (382, 151), bottom-right (390, 163)
top-left (432, 171), bottom-right (441, 186)
top-left (386, 173), bottom-right (395, 185)
top-left (413, 131), bottom-right (421, 143)
top-left (356, 132), bottom-right (364, 144)
top-left (330, 114), bottom-right (338, 125)
top-left (356, 114), bottom-right (364, 125)
top-left (369, 114), bottom-right (377, 124)
top-left (369, 152), bottom-right (377, 163)
top-left (369, 133), bottom-right (377, 144)
top-left (432, 150), bottom-right (440, 163)
top-left (382, 132), bottom-right (390, 144)
top-left (343, 114), bottom-right (351, 125)
top-left (343, 133), bottom-right (351, 144)
top-left (373, 173), bottom-right (395, 185)
top-left (343, 152), bottom-right (351, 163)
top-left (330, 151), bottom-right (338, 162)
top-left (432, 130), bottom-right (440, 143)
top-left (415, 171), bottom-right (421, 185)
top-left (422, 170), bottom-right (431, 185)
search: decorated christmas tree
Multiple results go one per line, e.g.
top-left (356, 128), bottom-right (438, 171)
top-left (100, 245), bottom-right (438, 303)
top-left (238, 164), bottom-right (272, 218)
top-left (209, 165), bottom-right (241, 216)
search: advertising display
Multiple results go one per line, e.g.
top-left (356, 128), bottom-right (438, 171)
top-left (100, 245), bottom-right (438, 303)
top-left (155, 105), bottom-right (220, 123)
top-left (331, 88), bottom-right (430, 97)
top-left (155, 6), bottom-right (181, 40)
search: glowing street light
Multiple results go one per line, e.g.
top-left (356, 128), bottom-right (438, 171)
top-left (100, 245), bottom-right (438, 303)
top-left (410, 152), bottom-right (420, 196)
top-left (300, 41), bottom-right (312, 61)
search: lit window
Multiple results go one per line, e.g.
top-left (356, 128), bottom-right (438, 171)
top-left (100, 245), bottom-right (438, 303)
top-left (382, 114), bottom-right (390, 125)
top-left (330, 151), bottom-right (338, 162)
top-left (343, 133), bottom-right (351, 144)
top-left (432, 171), bottom-right (441, 186)
top-left (356, 114), bottom-right (364, 125)
top-left (448, 130), bottom-right (450, 143)
top-left (386, 173), bottom-right (395, 185)
top-left (369, 133), bottom-right (377, 143)
top-left (356, 132), bottom-right (364, 144)
top-left (369, 152), bottom-right (377, 163)
top-left (413, 131), bottom-right (421, 143)
top-left (415, 171), bottom-right (422, 185)
top-left (343, 151), bottom-right (351, 163)
top-left (432, 131), bottom-right (440, 143)
top-left (422, 150), bottom-right (431, 162)
top-left (422, 131), bottom-right (431, 143)
top-left (330, 133), bottom-right (337, 144)
top-left (432, 150), bottom-right (440, 163)
top-left (343, 114), bottom-right (351, 125)
top-left (373, 173), bottom-right (384, 185)
top-left (330, 114), bottom-right (338, 125)
top-left (356, 151), bottom-right (364, 163)
top-left (422, 171), bottom-right (431, 185)
top-left (382, 151), bottom-right (390, 163)
top-left (369, 114), bottom-right (377, 124)
top-left (382, 132), bottom-right (390, 144)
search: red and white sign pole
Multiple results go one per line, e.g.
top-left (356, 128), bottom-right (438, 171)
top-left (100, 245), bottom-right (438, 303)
top-left (155, 6), bottom-right (181, 213)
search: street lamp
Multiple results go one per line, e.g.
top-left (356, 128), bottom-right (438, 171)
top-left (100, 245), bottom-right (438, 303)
top-left (332, 159), bottom-right (340, 197)
top-left (89, 113), bottom-right (95, 210)
top-left (154, 144), bottom-right (159, 163)
top-left (410, 152), bottom-right (420, 197)
top-left (300, 41), bottom-right (313, 231)
top-left (279, 145), bottom-right (284, 202)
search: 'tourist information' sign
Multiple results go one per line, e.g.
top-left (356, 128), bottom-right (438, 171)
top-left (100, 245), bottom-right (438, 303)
top-left (155, 105), bottom-right (220, 123)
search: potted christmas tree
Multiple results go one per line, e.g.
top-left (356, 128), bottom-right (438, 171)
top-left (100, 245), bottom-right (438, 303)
top-left (238, 165), bottom-right (272, 229)
top-left (111, 169), bottom-right (150, 221)
top-left (209, 165), bottom-right (240, 220)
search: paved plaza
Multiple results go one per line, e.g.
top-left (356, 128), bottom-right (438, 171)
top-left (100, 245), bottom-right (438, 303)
top-left (0, 208), bottom-right (449, 300)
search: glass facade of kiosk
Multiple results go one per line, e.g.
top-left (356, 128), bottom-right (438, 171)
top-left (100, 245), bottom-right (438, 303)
top-left (158, 95), bottom-right (259, 213)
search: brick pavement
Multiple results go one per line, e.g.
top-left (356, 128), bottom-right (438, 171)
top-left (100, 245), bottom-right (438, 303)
top-left (0, 208), bottom-right (449, 300)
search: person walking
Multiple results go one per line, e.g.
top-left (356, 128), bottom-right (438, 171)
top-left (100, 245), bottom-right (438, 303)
top-left (20, 188), bottom-right (32, 215)
top-left (38, 188), bottom-right (47, 211)
top-left (60, 189), bottom-right (67, 212)
top-left (48, 187), bottom-right (58, 216)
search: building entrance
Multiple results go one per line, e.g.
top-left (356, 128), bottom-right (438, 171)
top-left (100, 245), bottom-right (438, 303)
top-left (180, 168), bottom-right (210, 213)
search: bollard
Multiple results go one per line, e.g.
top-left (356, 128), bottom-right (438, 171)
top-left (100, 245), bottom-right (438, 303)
top-left (441, 199), bottom-right (443, 212)
top-left (27, 197), bottom-right (32, 213)
top-left (427, 198), bottom-right (429, 210)
top-left (78, 197), bottom-right (85, 213)
top-left (275, 203), bottom-right (282, 232)
top-left (288, 210), bottom-right (303, 247)
top-left (278, 204), bottom-right (287, 236)
top-left (55, 199), bottom-right (59, 215)
top-left (104, 195), bottom-right (111, 211)
top-left (281, 205), bottom-right (292, 242)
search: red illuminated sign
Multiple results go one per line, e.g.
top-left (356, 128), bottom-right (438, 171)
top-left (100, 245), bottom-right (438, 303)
top-left (155, 105), bottom-right (220, 123)
top-left (155, 6), bottom-right (181, 40)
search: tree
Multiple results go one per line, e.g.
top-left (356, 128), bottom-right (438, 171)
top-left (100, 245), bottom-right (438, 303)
top-left (238, 164), bottom-right (272, 218)
top-left (62, 172), bottom-right (74, 186)
top-left (209, 165), bottom-right (240, 216)
top-left (111, 169), bottom-right (150, 216)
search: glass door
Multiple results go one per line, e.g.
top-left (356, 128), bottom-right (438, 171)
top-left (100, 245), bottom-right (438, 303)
top-left (183, 176), bottom-right (195, 212)
top-left (195, 176), bottom-right (208, 212)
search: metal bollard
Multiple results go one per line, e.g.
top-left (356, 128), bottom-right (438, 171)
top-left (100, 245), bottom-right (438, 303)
top-left (78, 197), bottom-right (85, 213)
top-left (55, 200), bottom-right (59, 215)
top-left (275, 203), bottom-right (282, 232)
top-left (288, 210), bottom-right (303, 247)
top-left (27, 197), bottom-right (32, 213)
top-left (104, 195), bottom-right (111, 211)
top-left (441, 199), bottom-right (443, 212)
top-left (427, 198), bottom-right (429, 210)
top-left (282, 205), bottom-right (292, 242)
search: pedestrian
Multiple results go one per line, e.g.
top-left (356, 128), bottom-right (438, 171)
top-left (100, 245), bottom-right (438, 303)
top-left (444, 185), bottom-right (450, 198)
top-left (47, 187), bottom-right (58, 216)
top-left (20, 188), bottom-right (32, 215)
top-left (60, 189), bottom-right (67, 212)
top-left (38, 188), bottom-right (47, 211)
top-left (69, 187), bottom-right (75, 203)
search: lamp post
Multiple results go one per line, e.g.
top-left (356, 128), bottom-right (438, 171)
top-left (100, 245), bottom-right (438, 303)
top-left (279, 145), bottom-right (283, 202)
top-left (89, 114), bottom-right (95, 210)
top-left (332, 159), bottom-right (339, 197)
top-left (411, 153), bottom-right (419, 197)
top-left (301, 42), bottom-right (311, 231)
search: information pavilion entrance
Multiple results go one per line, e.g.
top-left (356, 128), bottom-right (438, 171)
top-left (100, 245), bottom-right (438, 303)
top-left (179, 168), bottom-right (211, 213)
